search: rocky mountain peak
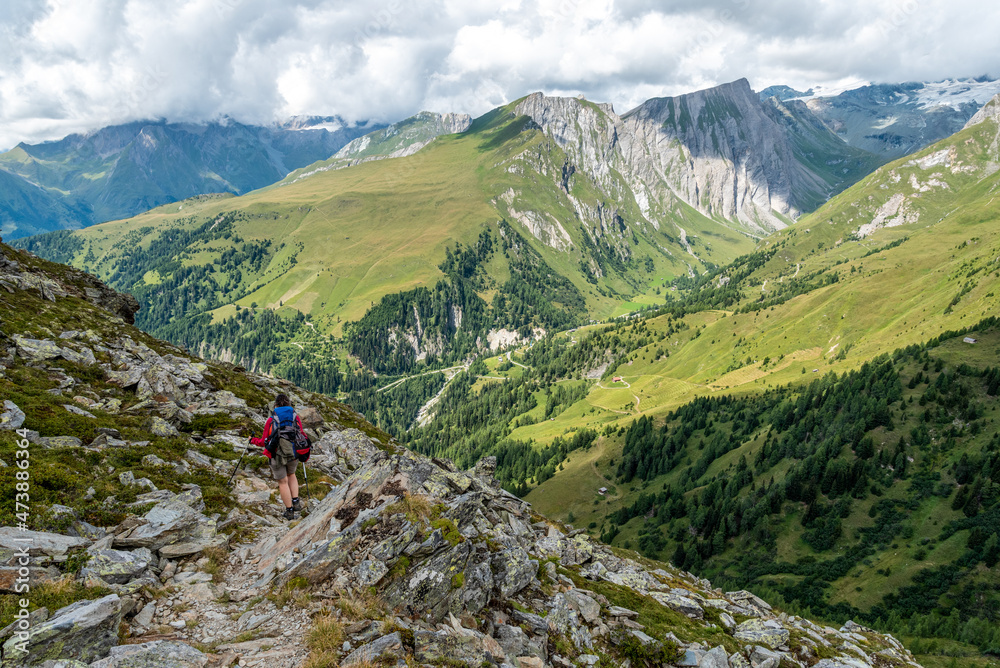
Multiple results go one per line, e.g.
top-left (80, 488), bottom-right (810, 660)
top-left (964, 93), bottom-right (1000, 128)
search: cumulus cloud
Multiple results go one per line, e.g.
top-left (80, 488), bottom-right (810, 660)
top-left (0, 0), bottom-right (997, 148)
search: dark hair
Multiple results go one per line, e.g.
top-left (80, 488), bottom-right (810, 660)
top-left (274, 393), bottom-right (291, 408)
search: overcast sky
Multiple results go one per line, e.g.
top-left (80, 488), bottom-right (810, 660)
top-left (1, 0), bottom-right (998, 148)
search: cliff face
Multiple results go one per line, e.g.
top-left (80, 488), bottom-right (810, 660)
top-left (514, 79), bottom-right (879, 238)
top-left (623, 79), bottom-right (798, 233)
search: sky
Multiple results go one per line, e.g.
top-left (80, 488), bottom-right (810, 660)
top-left (1, 0), bottom-right (998, 149)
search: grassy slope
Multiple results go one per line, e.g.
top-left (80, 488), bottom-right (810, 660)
top-left (35, 107), bottom-right (752, 338)
top-left (525, 108), bottom-right (1000, 609)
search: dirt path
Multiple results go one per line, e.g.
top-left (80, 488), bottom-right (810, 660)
top-left (377, 365), bottom-right (466, 393)
top-left (137, 477), bottom-right (320, 667)
top-left (506, 351), bottom-right (528, 369)
top-left (590, 461), bottom-right (621, 500)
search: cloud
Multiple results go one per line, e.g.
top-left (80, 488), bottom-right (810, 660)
top-left (0, 0), bottom-right (998, 148)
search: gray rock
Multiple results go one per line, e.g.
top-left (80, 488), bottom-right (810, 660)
top-left (728, 589), bottom-right (772, 611)
top-left (89, 639), bottom-right (208, 667)
top-left (814, 661), bottom-right (862, 668)
top-left (81, 549), bottom-right (150, 585)
top-left (651, 590), bottom-right (705, 619)
top-left (384, 541), bottom-right (472, 620)
top-left (62, 404), bottom-right (96, 419)
top-left (750, 645), bottom-right (784, 667)
top-left (699, 645), bottom-right (731, 668)
top-left (0, 400), bottom-right (25, 430)
top-left (341, 632), bottom-right (403, 666)
top-left (113, 496), bottom-right (204, 551)
top-left (510, 609), bottom-right (549, 635)
top-left (679, 648), bottom-right (707, 666)
top-left (145, 417), bottom-right (178, 438)
top-left (607, 605), bottom-right (639, 618)
top-left (0, 594), bottom-right (122, 666)
top-left (141, 454), bottom-right (166, 467)
top-left (495, 625), bottom-right (532, 658)
top-left (0, 527), bottom-right (89, 557)
top-left (12, 336), bottom-right (63, 362)
top-left (36, 436), bottom-right (83, 448)
top-left (414, 630), bottom-right (505, 665)
top-left (132, 602), bottom-right (155, 628)
top-left (353, 559), bottom-right (389, 588)
top-left (0, 607), bottom-right (48, 642)
top-left (735, 619), bottom-right (790, 649)
top-left (730, 652), bottom-right (751, 668)
top-left (564, 589), bottom-right (601, 624)
top-left (491, 546), bottom-right (536, 597)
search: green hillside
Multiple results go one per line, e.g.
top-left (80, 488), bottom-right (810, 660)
top-left (396, 102), bottom-right (1000, 657)
top-left (16, 100), bottom-right (755, 388)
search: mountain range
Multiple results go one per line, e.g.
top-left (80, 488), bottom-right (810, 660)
top-left (0, 116), bottom-right (381, 239)
top-left (766, 77), bottom-right (1000, 159)
top-left (12, 77), bottom-right (1000, 662)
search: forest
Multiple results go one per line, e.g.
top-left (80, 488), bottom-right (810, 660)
top-left (601, 320), bottom-right (1000, 653)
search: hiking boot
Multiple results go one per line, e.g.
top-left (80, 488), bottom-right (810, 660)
top-left (282, 507), bottom-right (296, 521)
top-left (292, 498), bottom-right (303, 511)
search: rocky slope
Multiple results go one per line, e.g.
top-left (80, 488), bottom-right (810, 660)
top-left (514, 80), bottom-right (880, 238)
top-left (0, 117), bottom-right (379, 239)
top-left (0, 243), bottom-right (923, 666)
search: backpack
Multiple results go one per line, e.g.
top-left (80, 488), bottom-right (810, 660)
top-left (265, 406), bottom-right (311, 464)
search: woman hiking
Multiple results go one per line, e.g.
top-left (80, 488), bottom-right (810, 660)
top-left (250, 394), bottom-right (311, 520)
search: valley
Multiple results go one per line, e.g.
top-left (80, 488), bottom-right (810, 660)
top-left (11, 79), bottom-right (1000, 665)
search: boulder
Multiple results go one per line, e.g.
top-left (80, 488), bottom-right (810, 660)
top-left (80, 549), bottom-right (150, 585)
top-left (296, 405), bottom-right (324, 428)
top-left (352, 560), bottom-right (389, 588)
top-left (564, 589), bottom-right (601, 624)
top-left (735, 619), bottom-right (789, 649)
top-left (413, 630), bottom-right (505, 665)
top-left (341, 632), bottom-right (404, 666)
top-left (89, 640), bottom-right (208, 667)
top-left (145, 417), bottom-right (179, 438)
top-left (730, 652), bottom-right (751, 668)
top-left (0, 594), bottom-right (122, 667)
top-left (157, 534), bottom-right (226, 559)
top-left (384, 541), bottom-right (472, 619)
top-left (651, 590), bottom-right (705, 619)
top-left (113, 497), bottom-right (203, 551)
top-left (470, 455), bottom-right (498, 479)
top-left (0, 528), bottom-right (89, 557)
top-left (491, 546), bottom-right (536, 597)
top-left (12, 336), bottom-right (62, 362)
top-left (132, 602), bottom-right (156, 628)
top-left (36, 436), bottom-right (83, 449)
top-left (0, 401), bottom-right (25, 431)
top-left (495, 625), bottom-right (541, 659)
top-left (699, 645), bottom-right (731, 668)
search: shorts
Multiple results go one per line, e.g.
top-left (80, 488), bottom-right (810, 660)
top-left (270, 458), bottom-right (298, 481)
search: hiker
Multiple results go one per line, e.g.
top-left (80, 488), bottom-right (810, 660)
top-left (250, 393), bottom-right (311, 520)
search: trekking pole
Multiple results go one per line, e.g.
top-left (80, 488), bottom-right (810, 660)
top-left (303, 463), bottom-right (311, 512)
top-left (228, 442), bottom-right (251, 485)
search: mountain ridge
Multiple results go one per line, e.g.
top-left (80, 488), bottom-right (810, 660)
top-left (0, 116), bottom-right (381, 239)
